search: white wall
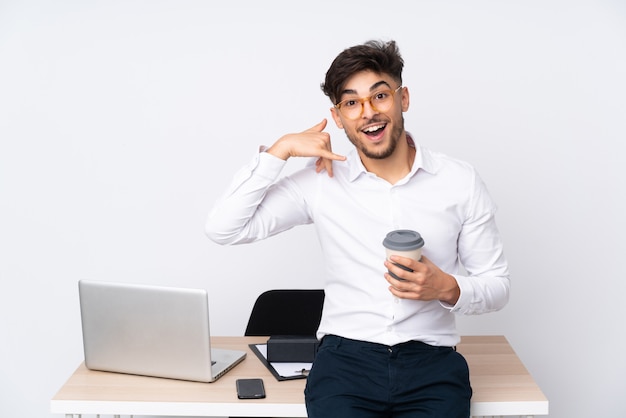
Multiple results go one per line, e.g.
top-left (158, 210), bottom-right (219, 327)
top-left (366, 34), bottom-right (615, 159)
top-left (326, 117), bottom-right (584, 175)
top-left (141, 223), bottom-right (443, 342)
top-left (1, 1), bottom-right (625, 417)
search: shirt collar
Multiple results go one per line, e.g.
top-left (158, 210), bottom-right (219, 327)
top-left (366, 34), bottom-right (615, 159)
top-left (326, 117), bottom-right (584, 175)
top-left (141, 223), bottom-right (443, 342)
top-left (346, 132), bottom-right (439, 182)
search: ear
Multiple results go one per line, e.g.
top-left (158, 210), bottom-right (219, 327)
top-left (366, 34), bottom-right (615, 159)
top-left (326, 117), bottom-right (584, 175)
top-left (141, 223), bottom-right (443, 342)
top-left (330, 107), bottom-right (344, 130)
top-left (401, 87), bottom-right (410, 112)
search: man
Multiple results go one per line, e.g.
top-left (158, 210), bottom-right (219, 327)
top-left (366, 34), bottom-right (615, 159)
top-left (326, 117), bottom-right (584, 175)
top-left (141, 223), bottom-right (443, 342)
top-left (206, 40), bottom-right (510, 418)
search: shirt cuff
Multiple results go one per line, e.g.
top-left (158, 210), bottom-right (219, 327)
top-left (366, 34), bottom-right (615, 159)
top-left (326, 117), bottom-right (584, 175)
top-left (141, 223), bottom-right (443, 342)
top-left (439, 274), bottom-right (468, 313)
top-left (250, 146), bottom-right (288, 180)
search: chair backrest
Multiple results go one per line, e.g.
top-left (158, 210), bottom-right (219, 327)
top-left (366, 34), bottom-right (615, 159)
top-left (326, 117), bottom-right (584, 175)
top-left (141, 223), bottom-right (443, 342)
top-left (244, 289), bottom-right (325, 336)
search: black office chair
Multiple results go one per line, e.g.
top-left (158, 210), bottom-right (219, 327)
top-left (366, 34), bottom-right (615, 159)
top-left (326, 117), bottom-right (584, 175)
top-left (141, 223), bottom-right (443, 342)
top-left (245, 289), bottom-right (325, 336)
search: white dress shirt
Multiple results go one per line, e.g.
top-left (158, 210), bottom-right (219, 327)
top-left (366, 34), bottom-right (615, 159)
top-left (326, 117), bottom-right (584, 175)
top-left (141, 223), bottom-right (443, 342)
top-left (206, 137), bottom-right (510, 347)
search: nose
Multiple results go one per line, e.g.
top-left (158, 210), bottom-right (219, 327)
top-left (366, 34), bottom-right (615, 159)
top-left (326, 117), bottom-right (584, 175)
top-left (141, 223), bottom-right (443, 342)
top-left (361, 99), bottom-right (378, 119)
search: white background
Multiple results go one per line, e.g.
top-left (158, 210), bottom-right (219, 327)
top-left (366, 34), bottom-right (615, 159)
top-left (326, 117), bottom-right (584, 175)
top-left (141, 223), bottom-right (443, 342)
top-left (1, 1), bottom-right (625, 417)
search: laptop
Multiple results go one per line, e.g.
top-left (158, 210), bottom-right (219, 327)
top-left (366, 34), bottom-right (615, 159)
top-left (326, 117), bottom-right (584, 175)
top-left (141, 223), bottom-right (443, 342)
top-left (78, 280), bottom-right (246, 382)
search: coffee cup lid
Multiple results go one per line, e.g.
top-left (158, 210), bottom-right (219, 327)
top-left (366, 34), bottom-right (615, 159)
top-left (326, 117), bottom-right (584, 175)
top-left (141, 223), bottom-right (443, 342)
top-left (383, 230), bottom-right (424, 251)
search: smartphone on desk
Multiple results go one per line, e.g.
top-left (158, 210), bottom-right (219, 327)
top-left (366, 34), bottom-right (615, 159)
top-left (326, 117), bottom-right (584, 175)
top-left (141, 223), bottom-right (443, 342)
top-left (236, 378), bottom-right (266, 399)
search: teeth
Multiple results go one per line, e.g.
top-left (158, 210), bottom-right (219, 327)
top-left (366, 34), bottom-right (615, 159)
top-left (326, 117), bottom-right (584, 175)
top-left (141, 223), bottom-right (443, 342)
top-left (364, 124), bottom-right (385, 133)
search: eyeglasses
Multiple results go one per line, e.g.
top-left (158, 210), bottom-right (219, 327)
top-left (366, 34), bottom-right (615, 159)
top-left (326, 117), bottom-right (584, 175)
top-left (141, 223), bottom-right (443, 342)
top-left (334, 86), bottom-right (403, 120)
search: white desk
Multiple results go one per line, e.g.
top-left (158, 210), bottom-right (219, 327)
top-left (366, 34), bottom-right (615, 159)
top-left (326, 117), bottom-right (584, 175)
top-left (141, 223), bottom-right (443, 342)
top-left (51, 335), bottom-right (548, 417)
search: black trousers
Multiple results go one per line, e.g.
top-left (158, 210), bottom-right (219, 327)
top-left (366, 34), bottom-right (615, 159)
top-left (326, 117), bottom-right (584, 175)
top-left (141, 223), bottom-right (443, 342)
top-left (305, 335), bottom-right (472, 418)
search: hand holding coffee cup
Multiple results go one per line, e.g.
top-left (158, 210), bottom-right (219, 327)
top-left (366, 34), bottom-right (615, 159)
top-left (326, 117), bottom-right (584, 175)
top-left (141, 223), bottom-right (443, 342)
top-left (383, 230), bottom-right (425, 280)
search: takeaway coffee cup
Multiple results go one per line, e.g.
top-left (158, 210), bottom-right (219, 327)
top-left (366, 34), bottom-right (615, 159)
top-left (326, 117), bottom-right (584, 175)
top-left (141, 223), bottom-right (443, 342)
top-left (383, 230), bottom-right (425, 280)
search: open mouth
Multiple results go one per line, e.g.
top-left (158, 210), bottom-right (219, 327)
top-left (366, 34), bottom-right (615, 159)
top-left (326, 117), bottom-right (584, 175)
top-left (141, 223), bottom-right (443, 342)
top-left (361, 123), bottom-right (387, 140)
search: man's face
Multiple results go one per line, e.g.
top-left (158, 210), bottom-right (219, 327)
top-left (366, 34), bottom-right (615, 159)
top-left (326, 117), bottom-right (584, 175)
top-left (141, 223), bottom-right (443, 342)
top-left (331, 71), bottom-right (409, 160)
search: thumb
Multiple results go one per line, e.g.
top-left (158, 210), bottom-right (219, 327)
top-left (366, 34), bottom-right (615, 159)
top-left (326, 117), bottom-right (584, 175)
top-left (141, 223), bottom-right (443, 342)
top-left (305, 119), bottom-right (327, 133)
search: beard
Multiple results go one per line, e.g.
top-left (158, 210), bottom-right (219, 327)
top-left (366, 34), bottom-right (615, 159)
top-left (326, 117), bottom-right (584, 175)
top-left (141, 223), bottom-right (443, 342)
top-left (345, 115), bottom-right (405, 160)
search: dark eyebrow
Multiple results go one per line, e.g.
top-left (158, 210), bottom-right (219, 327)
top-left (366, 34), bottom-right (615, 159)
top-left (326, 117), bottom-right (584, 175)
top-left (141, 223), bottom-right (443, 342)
top-left (369, 81), bottom-right (391, 92)
top-left (339, 80), bottom-right (392, 98)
